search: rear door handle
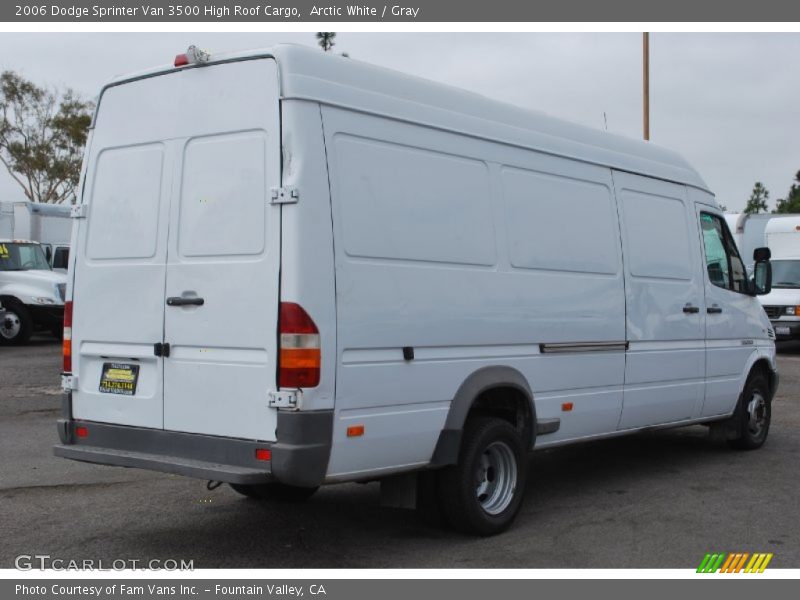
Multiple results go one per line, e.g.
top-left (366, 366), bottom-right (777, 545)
top-left (707, 305), bottom-right (723, 314)
top-left (166, 297), bottom-right (204, 307)
top-left (683, 304), bottom-right (700, 314)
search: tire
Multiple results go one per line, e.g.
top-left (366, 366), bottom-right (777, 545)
top-left (229, 482), bottom-right (318, 502)
top-left (437, 417), bottom-right (528, 536)
top-left (0, 300), bottom-right (33, 345)
top-left (727, 371), bottom-right (771, 450)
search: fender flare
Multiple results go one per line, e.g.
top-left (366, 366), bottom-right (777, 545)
top-left (740, 348), bottom-right (778, 402)
top-left (430, 366), bottom-right (535, 467)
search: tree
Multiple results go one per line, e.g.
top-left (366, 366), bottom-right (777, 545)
top-left (0, 71), bottom-right (92, 204)
top-left (774, 170), bottom-right (800, 214)
top-left (743, 182), bottom-right (769, 215)
top-left (316, 32), bottom-right (336, 52)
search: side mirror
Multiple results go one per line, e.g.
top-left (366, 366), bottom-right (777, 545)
top-left (753, 247), bottom-right (771, 262)
top-left (753, 260), bottom-right (772, 296)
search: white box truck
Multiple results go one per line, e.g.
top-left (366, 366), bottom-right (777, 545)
top-left (0, 201), bottom-right (71, 269)
top-left (758, 216), bottom-right (800, 340)
top-left (55, 45), bottom-right (778, 535)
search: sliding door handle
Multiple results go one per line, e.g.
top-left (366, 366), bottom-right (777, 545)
top-left (707, 305), bottom-right (723, 314)
top-left (683, 304), bottom-right (700, 314)
top-left (166, 297), bottom-right (205, 307)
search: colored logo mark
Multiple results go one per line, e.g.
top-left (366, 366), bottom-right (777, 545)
top-left (697, 553), bottom-right (773, 573)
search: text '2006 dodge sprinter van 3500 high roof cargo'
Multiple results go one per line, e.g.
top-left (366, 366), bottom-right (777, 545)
top-left (54, 44), bottom-right (778, 535)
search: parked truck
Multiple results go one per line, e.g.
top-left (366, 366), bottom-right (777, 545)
top-left (0, 201), bottom-right (71, 269)
top-left (726, 212), bottom-right (800, 270)
top-left (758, 216), bottom-right (800, 340)
top-left (0, 239), bottom-right (67, 344)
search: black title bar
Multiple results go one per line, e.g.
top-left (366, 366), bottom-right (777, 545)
top-left (3, 1), bottom-right (800, 22)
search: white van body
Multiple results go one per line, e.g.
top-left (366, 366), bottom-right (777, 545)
top-left (55, 45), bottom-right (778, 533)
top-left (759, 216), bottom-right (800, 340)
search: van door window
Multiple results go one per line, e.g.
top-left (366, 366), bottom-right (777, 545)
top-left (700, 212), bottom-right (747, 293)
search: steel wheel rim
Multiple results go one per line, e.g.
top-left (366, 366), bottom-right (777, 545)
top-left (475, 440), bottom-right (517, 515)
top-left (0, 312), bottom-right (21, 340)
top-left (747, 391), bottom-right (767, 437)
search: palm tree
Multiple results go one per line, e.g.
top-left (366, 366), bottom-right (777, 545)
top-left (316, 33), bottom-right (336, 52)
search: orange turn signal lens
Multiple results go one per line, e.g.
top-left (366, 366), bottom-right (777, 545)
top-left (346, 425), bottom-right (365, 438)
top-left (561, 402), bottom-right (574, 412)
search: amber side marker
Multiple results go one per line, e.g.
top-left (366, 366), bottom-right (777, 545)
top-left (347, 425), bottom-right (365, 437)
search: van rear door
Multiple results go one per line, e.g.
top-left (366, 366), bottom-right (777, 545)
top-left (71, 59), bottom-right (281, 441)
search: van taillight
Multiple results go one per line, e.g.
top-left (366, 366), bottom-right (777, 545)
top-left (63, 301), bottom-right (72, 373)
top-left (279, 302), bottom-right (320, 388)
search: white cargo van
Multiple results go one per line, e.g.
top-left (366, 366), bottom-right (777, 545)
top-left (55, 45), bottom-right (778, 535)
top-left (759, 216), bottom-right (800, 340)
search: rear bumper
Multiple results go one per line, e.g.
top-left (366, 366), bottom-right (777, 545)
top-left (55, 393), bottom-right (333, 487)
top-left (770, 320), bottom-right (800, 340)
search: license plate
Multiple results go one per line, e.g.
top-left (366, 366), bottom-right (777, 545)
top-left (776, 326), bottom-right (791, 336)
top-left (99, 362), bottom-right (140, 396)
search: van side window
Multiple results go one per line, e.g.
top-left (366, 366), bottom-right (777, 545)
top-left (700, 212), bottom-right (747, 293)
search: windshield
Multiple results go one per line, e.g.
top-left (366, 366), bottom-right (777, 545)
top-left (0, 242), bottom-right (51, 271)
top-left (771, 260), bottom-right (800, 288)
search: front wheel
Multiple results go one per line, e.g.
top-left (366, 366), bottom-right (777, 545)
top-left (437, 417), bottom-right (528, 535)
top-left (229, 482), bottom-right (318, 502)
top-left (727, 371), bottom-right (771, 450)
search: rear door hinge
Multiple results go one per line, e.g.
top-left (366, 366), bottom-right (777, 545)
top-left (268, 389), bottom-right (301, 409)
top-left (270, 186), bottom-right (299, 205)
top-left (154, 342), bottom-right (171, 358)
top-left (70, 204), bottom-right (88, 218)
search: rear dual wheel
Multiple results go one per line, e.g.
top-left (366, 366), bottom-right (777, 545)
top-left (432, 417), bottom-right (528, 536)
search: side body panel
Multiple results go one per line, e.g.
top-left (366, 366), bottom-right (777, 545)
top-left (321, 107), bottom-right (626, 479)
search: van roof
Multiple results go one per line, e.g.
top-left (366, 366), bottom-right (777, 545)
top-left (105, 43), bottom-right (712, 194)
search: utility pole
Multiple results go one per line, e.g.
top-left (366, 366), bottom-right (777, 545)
top-left (643, 32), bottom-right (650, 141)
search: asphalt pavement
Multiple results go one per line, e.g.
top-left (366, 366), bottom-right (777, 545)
top-left (1, 336), bottom-right (798, 569)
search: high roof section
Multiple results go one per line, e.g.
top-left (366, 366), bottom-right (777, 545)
top-left (107, 43), bottom-right (711, 193)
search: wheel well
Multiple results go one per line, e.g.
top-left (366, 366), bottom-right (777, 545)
top-left (465, 386), bottom-right (534, 446)
top-left (750, 359), bottom-right (776, 400)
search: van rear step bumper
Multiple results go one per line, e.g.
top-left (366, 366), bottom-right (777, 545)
top-left (54, 443), bottom-right (270, 485)
top-left (54, 408), bottom-right (334, 487)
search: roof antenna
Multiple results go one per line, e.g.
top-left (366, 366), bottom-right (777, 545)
top-left (603, 112), bottom-right (608, 131)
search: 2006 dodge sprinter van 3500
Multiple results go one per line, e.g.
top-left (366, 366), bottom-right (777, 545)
top-left (55, 45), bottom-right (778, 535)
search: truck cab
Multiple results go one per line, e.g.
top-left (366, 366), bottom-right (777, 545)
top-left (0, 239), bottom-right (67, 344)
top-left (760, 258), bottom-right (800, 340)
top-left (759, 216), bottom-right (800, 340)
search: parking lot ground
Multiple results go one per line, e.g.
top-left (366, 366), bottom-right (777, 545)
top-left (1, 337), bottom-right (799, 569)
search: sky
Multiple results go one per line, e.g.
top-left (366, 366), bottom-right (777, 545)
top-left (0, 32), bottom-right (798, 212)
